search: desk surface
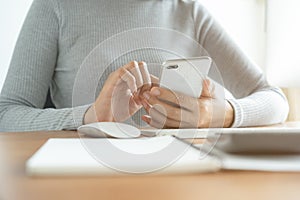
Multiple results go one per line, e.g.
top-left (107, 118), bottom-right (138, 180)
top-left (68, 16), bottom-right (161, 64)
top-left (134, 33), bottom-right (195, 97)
top-left (1, 122), bottom-right (300, 200)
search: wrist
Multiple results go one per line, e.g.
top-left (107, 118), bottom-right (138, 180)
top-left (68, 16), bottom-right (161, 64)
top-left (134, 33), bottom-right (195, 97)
top-left (224, 100), bottom-right (234, 128)
top-left (83, 104), bottom-right (98, 124)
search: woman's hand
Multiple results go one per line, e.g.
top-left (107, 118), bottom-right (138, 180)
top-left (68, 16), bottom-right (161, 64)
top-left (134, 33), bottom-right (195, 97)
top-left (141, 79), bottom-right (234, 128)
top-left (84, 61), bottom-right (152, 124)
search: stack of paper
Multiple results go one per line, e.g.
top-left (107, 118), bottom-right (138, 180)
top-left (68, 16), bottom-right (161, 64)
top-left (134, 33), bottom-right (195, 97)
top-left (26, 136), bottom-right (220, 176)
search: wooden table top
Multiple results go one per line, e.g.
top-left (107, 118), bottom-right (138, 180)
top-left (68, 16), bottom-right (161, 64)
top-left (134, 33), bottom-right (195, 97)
top-left (1, 122), bottom-right (300, 200)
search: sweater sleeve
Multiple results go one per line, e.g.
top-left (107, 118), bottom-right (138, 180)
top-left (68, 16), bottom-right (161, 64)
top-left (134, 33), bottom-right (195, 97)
top-left (0, 0), bottom-right (90, 132)
top-left (192, 2), bottom-right (289, 127)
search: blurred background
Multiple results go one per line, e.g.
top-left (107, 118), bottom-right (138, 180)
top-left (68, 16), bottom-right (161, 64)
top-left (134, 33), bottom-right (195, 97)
top-left (0, 0), bottom-right (299, 121)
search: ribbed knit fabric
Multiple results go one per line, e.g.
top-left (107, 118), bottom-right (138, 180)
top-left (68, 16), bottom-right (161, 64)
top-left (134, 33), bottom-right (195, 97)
top-left (0, 0), bottom-right (289, 131)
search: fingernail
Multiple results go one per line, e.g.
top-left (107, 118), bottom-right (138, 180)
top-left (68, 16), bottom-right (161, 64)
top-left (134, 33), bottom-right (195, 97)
top-left (143, 92), bottom-right (150, 100)
top-left (142, 115), bottom-right (151, 123)
top-left (151, 88), bottom-right (160, 96)
top-left (140, 61), bottom-right (147, 67)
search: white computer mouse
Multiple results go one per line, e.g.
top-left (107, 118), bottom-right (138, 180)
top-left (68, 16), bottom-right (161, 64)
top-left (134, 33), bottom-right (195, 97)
top-left (77, 122), bottom-right (141, 138)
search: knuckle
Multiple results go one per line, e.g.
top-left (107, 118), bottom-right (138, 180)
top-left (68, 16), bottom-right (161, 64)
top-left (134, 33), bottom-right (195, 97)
top-left (173, 109), bottom-right (180, 118)
top-left (130, 76), bottom-right (137, 84)
top-left (117, 68), bottom-right (126, 75)
top-left (201, 105), bottom-right (209, 114)
top-left (176, 94), bottom-right (186, 105)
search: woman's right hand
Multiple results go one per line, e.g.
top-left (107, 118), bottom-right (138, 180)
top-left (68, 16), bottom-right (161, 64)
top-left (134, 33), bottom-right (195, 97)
top-left (84, 61), bottom-right (152, 124)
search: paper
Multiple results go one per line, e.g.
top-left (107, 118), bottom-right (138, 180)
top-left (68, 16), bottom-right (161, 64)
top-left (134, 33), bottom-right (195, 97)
top-left (221, 154), bottom-right (300, 172)
top-left (206, 146), bottom-right (300, 172)
top-left (26, 136), bottom-right (220, 176)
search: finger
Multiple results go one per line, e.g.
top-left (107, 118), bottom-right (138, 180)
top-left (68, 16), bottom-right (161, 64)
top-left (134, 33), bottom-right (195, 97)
top-left (118, 68), bottom-right (137, 93)
top-left (123, 61), bottom-right (144, 89)
top-left (142, 105), bottom-right (197, 128)
top-left (138, 62), bottom-right (151, 94)
top-left (149, 105), bottom-right (193, 128)
top-left (142, 96), bottom-right (198, 126)
top-left (138, 61), bottom-right (151, 88)
top-left (133, 93), bottom-right (143, 106)
top-left (147, 87), bottom-right (198, 112)
top-left (145, 109), bottom-right (166, 129)
top-left (142, 115), bottom-right (151, 124)
top-left (129, 95), bottom-right (142, 115)
top-left (142, 113), bottom-right (180, 129)
top-left (146, 97), bottom-right (183, 121)
top-left (139, 74), bottom-right (159, 100)
top-left (146, 107), bottom-right (197, 128)
top-left (201, 79), bottom-right (215, 98)
top-left (130, 93), bottom-right (141, 107)
top-left (150, 74), bottom-right (159, 87)
top-left (142, 115), bottom-right (165, 129)
top-left (141, 99), bottom-right (152, 113)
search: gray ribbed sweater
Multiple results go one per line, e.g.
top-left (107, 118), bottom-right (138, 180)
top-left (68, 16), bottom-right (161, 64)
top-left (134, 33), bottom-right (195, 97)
top-left (0, 0), bottom-right (289, 131)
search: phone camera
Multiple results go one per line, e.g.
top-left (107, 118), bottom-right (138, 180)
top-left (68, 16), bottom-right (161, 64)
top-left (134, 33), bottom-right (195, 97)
top-left (166, 65), bottom-right (179, 69)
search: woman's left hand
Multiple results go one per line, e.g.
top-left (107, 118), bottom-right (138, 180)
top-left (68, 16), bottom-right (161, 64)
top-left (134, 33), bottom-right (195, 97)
top-left (141, 79), bottom-right (234, 128)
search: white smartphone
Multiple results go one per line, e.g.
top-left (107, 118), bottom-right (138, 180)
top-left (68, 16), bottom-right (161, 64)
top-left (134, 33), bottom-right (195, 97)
top-left (159, 57), bottom-right (212, 98)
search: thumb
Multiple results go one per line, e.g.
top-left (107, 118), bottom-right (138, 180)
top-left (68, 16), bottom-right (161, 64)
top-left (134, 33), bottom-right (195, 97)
top-left (200, 79), bottom-right (215, 98)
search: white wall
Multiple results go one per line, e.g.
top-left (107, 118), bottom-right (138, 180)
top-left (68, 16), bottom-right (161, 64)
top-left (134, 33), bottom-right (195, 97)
top-left (0, 0), bottom-right (33, 92)
top-left (266, 0), bottom-right (300, 87)
top-left (199, 0), bottom-right (266, 68)
top-left (0, 0), bottom-right (266, 91)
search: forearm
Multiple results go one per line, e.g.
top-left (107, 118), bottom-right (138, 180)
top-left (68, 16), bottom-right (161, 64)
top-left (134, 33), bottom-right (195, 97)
top-left (0, 103), bottom-right (90, 132)
top-left (227, 87), bottom-right (289, 127)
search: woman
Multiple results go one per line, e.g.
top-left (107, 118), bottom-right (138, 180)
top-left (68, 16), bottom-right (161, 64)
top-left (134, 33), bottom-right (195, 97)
top-left (0, 0), bottom-right (289, 131)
